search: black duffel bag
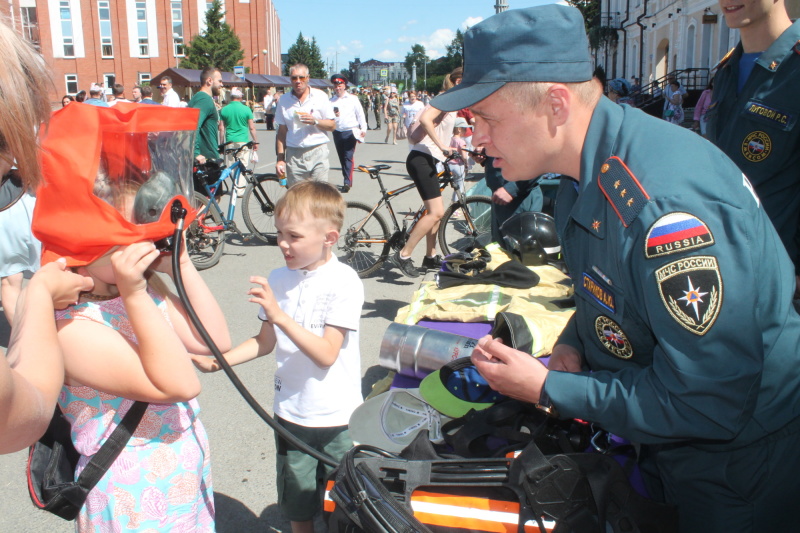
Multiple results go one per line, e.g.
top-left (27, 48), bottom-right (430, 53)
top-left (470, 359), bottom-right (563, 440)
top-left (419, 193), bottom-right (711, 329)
top-left (325, 432), bottom-right (677, 533)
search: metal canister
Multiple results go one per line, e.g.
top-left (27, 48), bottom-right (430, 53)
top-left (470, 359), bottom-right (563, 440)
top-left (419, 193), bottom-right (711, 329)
top-left (379, 323), bottom-right (479, 379)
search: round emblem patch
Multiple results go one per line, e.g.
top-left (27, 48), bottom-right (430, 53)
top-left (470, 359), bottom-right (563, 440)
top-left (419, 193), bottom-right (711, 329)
top-left (594, 316), bottom-right (633, 359)
top-left (741, 131), bottom-right (772, 162)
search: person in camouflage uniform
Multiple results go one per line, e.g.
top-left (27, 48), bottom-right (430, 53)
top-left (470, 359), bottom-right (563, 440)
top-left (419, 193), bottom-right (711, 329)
top-left (372, 88), bottom-right (384, 130)
top-left (358, 89), bottom-right (371, 130)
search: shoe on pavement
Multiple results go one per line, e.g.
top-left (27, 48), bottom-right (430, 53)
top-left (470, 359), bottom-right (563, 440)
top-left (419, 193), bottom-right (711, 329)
top-left (341, 184), bottom-right (351, 193)
top-left (421, 255), bottom-right (443, 271)
top-left (390, 251), bottom-right (420, 278)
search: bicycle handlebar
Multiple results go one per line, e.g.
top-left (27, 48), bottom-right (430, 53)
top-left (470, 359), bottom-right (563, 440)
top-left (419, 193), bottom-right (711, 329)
top-left (218, 140), bottom-right (259, 158)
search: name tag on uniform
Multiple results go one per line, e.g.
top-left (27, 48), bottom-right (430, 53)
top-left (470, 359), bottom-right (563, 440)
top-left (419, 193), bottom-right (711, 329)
top-left (742, 100), bottom-right (796, 131)
top-left (581, 272), bottom-right (616, 313)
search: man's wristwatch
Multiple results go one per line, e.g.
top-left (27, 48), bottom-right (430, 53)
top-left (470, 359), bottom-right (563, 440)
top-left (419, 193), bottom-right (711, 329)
top-left (535, 388), bottom-right (559, 418)
top-left (313, 118), bottom-right (319, 126)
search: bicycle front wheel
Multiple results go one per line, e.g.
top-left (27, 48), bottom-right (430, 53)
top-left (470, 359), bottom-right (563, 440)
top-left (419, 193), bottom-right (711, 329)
top-left (242, 173), bottom-right (285, 244)
top-left (187, 191), bottom-right (225, 270)
top-left (338, 202), bottom-right (390, 278)
top-left (438, 195), bottom-right (493, 256)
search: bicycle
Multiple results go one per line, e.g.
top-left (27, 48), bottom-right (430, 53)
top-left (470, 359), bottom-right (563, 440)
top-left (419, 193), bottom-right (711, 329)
top-left (338, 153), bottom-right (492, 278)
top-left (187, 141), bottom-right (286, 270)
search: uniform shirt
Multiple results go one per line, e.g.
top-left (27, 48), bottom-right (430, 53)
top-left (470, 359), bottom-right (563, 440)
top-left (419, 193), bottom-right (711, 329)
top-left (330, 92), bottom-right (367, 135)
top-left (161, 88), bottom-right (181, 107)
top-left (258, 255), bottom-right (364, 427)
top-left (188, 91), bottom-right (219, 160)
top-left (219, 100), bottom-right (254, 143)
top-left (707, 20), bottom-right (800, 271)
top-left (545, 97), bottom-right (800, 451)
top-left (274, 87), bottom-right (335, 148)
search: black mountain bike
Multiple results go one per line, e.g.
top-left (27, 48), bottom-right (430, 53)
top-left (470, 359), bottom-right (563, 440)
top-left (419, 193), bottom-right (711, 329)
top-left (339, 154), bottom-right (492, 277)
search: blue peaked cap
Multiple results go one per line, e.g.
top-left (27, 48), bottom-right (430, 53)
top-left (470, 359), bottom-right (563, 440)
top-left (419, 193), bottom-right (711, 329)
top-left (432, 4), bottom-right (593, 112)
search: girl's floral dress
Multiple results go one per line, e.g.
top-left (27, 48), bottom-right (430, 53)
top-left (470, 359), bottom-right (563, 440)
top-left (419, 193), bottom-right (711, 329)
top-left (56, 291), bottom-right (215, 532)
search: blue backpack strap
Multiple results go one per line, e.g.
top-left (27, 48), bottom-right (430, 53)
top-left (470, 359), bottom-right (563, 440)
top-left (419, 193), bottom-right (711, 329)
top-left (597, 156), bottom-right (650, 228)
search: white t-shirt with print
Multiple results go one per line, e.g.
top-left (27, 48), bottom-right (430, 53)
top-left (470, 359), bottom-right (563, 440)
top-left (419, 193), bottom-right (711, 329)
top-left (258, 255), bottom-right (364, 427)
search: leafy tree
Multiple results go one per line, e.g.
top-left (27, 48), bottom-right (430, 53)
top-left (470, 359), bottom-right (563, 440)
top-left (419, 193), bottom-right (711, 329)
top-left (404, 44), bottom-right (430, 78)
top-left (442, 29), bottom-right (464, 72)
top-left (565, 0), bottom-right (600, 32)
top-left (284, 33), bottom-right (326, 78)
top-left (180, 0), bottom-right (244, 72)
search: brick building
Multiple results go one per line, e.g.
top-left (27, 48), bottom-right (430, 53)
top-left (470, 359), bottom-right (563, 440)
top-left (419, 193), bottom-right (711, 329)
top-left (1, 0), bottom-right (281, 104)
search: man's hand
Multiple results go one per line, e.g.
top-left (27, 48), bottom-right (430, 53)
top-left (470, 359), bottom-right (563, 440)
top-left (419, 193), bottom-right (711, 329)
top-left (547, 344), bottom-right (584, 372)
top-left (195, 154), bottom-right (207, 165)
top-left (492, 188), bottom-right (514, 205)
top-left (276, 160), bottom-right (286, 177)
top-left (471, 335), bottom-right (548, 404)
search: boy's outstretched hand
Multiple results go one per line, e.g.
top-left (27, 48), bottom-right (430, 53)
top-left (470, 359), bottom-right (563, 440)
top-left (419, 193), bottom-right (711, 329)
top-left (190, 353), bottom-right (221, 373)
top-left (248, 275), bottom-right (283, 323)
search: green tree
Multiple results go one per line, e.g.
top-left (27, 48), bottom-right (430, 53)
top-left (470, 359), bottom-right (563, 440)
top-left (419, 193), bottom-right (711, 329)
top-left (284, 33), bottom-right (326, 78)
top-left (404, 44), bottom-right (430, 77)
top-left (565, 0), bottom-right (600, 32)
top-left (180, 0), bottom-right (244, 72)
top-left (442, 29), bottom-right (464, 72)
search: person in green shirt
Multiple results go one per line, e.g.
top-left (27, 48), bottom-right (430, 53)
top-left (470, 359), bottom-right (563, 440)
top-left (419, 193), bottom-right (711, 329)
top-left (188, 67), bottom-right (223, 164)
top-left (220, 87), bottom-right (258, 195)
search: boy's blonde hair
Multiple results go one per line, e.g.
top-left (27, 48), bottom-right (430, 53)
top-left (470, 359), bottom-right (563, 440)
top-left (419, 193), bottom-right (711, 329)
top-left (275, 181), bottom-right (345, 231)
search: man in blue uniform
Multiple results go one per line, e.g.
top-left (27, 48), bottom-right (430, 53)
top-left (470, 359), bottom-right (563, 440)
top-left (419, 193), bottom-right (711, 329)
top-left (707, 0), bottom-right (800, 298)
top-left (432, 6), bottom-right (800, 532)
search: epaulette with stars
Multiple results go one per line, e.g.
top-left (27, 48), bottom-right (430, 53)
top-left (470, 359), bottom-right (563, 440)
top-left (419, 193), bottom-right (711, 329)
top-left (597, 156), bottom-right (650, 228)
top-left (713, 47), bottom-right (736, 71)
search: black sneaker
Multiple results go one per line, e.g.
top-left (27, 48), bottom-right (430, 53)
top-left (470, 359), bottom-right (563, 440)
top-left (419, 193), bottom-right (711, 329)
top-left (390, 251), bottom-right (420, 278)
top-left (341, 184), bottom-right (351, 193)
top-left (421, 255), bottom-right (443, 271)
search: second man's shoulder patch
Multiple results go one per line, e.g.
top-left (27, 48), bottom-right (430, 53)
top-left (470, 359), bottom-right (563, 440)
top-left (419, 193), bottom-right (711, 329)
top-left (644, 212), bottom-right (715, 258)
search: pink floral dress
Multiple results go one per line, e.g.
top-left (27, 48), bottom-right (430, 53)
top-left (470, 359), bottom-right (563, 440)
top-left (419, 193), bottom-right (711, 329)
top-left (56, 291), bottom-right (215, 532)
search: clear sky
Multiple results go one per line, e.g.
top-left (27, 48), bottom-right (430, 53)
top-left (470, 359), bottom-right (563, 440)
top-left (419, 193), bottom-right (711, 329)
top-left (272, 0), bottom-right (558, 73)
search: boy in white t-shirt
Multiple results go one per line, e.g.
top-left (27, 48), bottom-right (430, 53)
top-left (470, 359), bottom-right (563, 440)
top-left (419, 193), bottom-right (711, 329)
top-left (192, 181), bottom-right (364, 533)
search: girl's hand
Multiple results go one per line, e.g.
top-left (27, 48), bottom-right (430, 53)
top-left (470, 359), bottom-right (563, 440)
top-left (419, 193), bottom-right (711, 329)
top-left (190, 353), bottom-right (221, 373)
top-left (111, 242), bottom-right (160, 297)
top-left (150, 234), bottom-right (190, 275)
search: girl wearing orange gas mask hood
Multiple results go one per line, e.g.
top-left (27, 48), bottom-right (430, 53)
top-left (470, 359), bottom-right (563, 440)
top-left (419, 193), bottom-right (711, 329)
top-left (32, 102), bottom-right (231, 530)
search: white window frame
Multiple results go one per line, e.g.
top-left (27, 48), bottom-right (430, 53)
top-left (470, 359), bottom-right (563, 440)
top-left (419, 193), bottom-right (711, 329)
top-left (138, 72), bottom-right (151, 85)
top-left (59, 0), bottom-right (75, 57)
top-left (103, 73), bottom-right (116, 95)
top-left (171, 1), bottom-right (185, 57)
top-left (98, 1), bottom-right (113, 58)
top-left (65, 74), bottom-right (78, 95)
top-left (126, 0), bottom-right (158, 58)
top-left (136, 1), bottom-right (148, 56)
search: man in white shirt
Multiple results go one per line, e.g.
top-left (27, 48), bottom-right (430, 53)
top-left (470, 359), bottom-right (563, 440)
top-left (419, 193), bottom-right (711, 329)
top-left (274, 64), bottom-right (336, 185)
top-left (263, 88), bottom-right (276, 130)
top-left (329, 75), bottom-right (367, 193)
top-left (159, 76), bottom-right (181, 107)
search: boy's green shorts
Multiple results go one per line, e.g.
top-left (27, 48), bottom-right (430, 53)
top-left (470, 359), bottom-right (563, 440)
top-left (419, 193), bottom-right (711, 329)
top-left (274, 416), bottom-right (353, 522)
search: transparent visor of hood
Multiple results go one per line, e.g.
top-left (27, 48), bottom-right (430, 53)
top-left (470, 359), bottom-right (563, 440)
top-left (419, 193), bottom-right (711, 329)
top-left (93, 130), bottom-right (194, 225)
